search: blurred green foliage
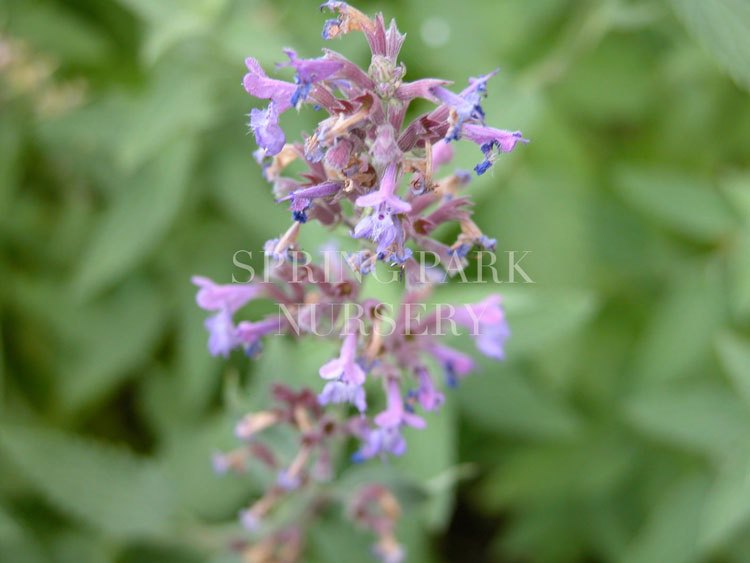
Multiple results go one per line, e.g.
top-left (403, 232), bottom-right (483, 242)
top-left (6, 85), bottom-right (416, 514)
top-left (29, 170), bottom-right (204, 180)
top-left (1, 0), bottom-right (750, 561)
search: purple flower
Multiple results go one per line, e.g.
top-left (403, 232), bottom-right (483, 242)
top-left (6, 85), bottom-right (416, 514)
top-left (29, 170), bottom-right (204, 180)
top-left (353, 211), bottom-right (405, 259)
top-left (192, 276), bottom-right (263, 313)
top-left (371, 124), bottom-right (401, 167)
top-left (239, 509), bottom-right (261, 532)
top-left (356, 162), bottom-right (410, 213)
top-left (204, 309), bottom-right (238, 357)
top-left (373, 539), bottom-right (406, 563)
top-left (413, 366), bottom-right (444, 411)
top-left (352, 426), bottom-right (407, 462)
top-left (319, 380), bottom-right (366, 412)
top-left (193, 277), bottom-right (269, 357)
top-left (211, 452), bottom-right (231, 475)
top-left (279, 181), bottom-right (341, 223)
top-left (395, 78), bottom-right (450, 102)
top-left (250, 102), bottom-right (286, 156)
top-left (347, 250), bottom-right (376, 275)
top-left (431, 139), bottom-right (454, 168)
top-left (276, 469), bottom-right (301, 491)
top-left (319, 331), bottom-right (365, 385)
top-left (461, 124), bottom-right (528, 175)
top-left (367, 13), bottom-right (406, 62)
top-left (279, 49), bottom-right (343, 108)
top-left (427, 343), bottom-right (475, 387)
top-left (321, 50), bottom-right (374, 90)
top-left (463, 125), bottom-right (527, 152)
top-left (236, 317), bottom-right (284, 355)
top-left (476, 317), bottom-right (510, 359)
top-left (431, 70), bottom-right (498, 141)
top-left (199, 4), bottom-right (526, 539)
top-left (325, 138), bottom-right (354, 170)
top-left (453, 295), bottom-right (510, 360)
top-left (374, 378), bottom-right (426, 429)
top-left (243, 57), bottom-right (296, 112)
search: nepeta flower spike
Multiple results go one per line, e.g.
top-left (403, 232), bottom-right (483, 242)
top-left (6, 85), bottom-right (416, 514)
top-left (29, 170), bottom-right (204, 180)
top-left (195, 3), bottom-right (527, 561)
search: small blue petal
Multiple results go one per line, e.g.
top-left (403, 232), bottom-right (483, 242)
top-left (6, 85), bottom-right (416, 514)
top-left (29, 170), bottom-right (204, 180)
top-left (474, 160), bottom-right (492, 175)
top-left (444, 364), bottom-right (459, 388)
top-left (290, 82), bottom-right (312, 108)
top-left (480, 141), bottom-right (496, 155)
top-left (245, 340), bottom-right (263, 358)
top-left (450, 243), bottom-right (472, 258)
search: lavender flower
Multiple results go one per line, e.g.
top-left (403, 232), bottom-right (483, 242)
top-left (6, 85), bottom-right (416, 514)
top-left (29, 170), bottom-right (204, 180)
top-left (454, 295), bottom-right (511, 359)
top-left (243, 57), bottom-right (296, 111)
top-left (319, 330), bottom-right (366, 385)
top-left (355, 162), bottom-right (411, 213)
top-left (413, 366), bottom-right (445, 411)
top-left (192, 276), bottom-right (264, 312)
top-left (353, 425), bottom-right (407, 461)
top-left (193, 3), bottom-right (526, 560)
top-left (250, 102), bottom-right (286, 156)
top-left (203, 309), bottom-right (238, 358)
top-left (429, 343), bottom-right (476, 387)
top-left (279, 49), bottom-right (343, 108)
top-left (374, 377), bottom-right (426, 429)
top-left (462, 124), bottom-right (529, 175)
top-left (319, 380), bottom-right (367, 412)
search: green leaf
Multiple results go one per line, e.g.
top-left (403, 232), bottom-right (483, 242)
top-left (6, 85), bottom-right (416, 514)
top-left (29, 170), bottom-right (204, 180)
top-left (116, 0), bottom-right (229, 63)
top-left (457, 364), bottom-right (580, 439)
top-left (49, 532), bottom-right (114, 563)
top-left (0, 115), bottom-right (21, 213)
top-left (506, 288), bottom-right (599, 356)
top-left (669, 0), bottom-right (750, 92)
top-left (5, 0), bottom-right (111, 65)
top-left (216, 0), bottom-right (293, 63)
top-left (700, 451), bottom-right (750, 550)
top-left (0, 504), bottom-right (23, 543)
top-left (614, 166), bottom-right (736, 242)
top-left (716, 331), bottom-right (750, 406)
top-left (553, 34), bottom-right (657, 122)
top-left (0, 423), bottom-right (176, 538)
top-left (729, 227), bottom-right (750, 319)
top-left (632, 267), bottom-right (725, 382)
top-left (117, 542), bottom-right (204, 563)
top-left (73, 138), bottom-right (194, 298)
top-left (721, 173), bottom-right (750, 221)
top-left (623, 473), bottom-right (709, 563)
top-left (116, 60), bottom-right (214, 171)
top-left (624, 382), bottom-right (750, 459)
top-left (59, 281), bottom-right (168, 412)
top-left (480, 433), bottom-right (634, 507)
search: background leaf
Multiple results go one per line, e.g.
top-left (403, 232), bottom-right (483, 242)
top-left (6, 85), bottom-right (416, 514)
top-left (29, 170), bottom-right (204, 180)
top-left (73, 139), bottom-right (194, 298)
top-left (668, 0), bottom-right (750, 92)
top-left (0, 423), bottom-right (176, 538)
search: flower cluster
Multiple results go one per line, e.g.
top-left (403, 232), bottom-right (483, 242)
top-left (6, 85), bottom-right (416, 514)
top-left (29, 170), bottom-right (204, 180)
top-left (195, 2), bottom-right (525, 561)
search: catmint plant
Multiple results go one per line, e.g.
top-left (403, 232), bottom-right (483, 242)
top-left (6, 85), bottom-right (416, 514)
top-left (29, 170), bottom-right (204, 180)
top-left (194, 2), bottom-right (526, 561)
